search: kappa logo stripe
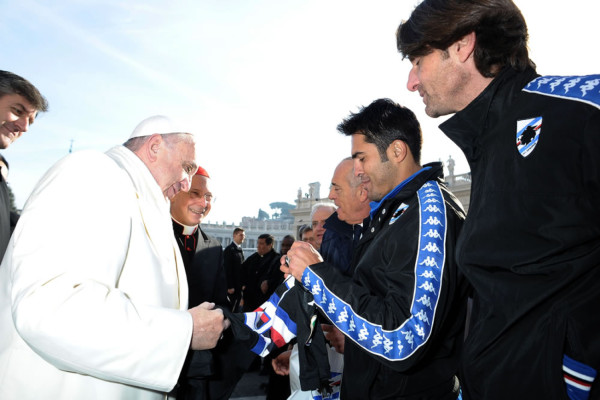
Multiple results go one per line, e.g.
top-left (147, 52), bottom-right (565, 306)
top-left (523, 74), bottom-right (600, 110)
top-left (302, 180), bottom-right (447, 361)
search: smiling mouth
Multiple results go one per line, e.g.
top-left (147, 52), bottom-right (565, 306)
top-left (1, 126), bottom-right (17, 140)
top-left (189, 207), bottom-right (205, 215)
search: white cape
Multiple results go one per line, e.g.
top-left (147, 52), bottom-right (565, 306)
top-left (0, 146), bottom-right (191, 400)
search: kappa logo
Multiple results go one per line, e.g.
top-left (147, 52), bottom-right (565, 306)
top-left (524, 74), bottom-right (600, 110)
top-left (516, 117), bottom-right (542, 157)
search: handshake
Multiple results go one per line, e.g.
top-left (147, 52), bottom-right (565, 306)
top-left (188, 302), bottom-right (231, 350)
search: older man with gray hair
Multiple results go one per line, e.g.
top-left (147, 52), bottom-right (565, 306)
top-left (0, 116), bottom-right (227, 400)
top-left (309, 202), bottom-right (336, 251)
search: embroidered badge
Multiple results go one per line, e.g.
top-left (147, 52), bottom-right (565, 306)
top-left (516, 117), bottom-right (542, 157)
top-left (389, 203), bottom-right (409, 225)
top-left (523, 74), bottom-right (600, 110)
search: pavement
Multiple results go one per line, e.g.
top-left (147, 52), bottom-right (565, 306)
top-left (230, 369), bottom-right (269, 400)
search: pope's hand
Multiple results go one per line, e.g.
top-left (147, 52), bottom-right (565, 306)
top-left (188, 302), bottom-right (229, 350)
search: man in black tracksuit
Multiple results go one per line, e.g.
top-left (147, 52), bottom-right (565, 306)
top-left (397, 1), bottom-right (600, 398)
top-left (284, 99), bottom-right (468, 399)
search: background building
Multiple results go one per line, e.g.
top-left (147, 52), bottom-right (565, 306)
top-left (203, 159), bottom-right (470, 256)
top-left (202, 218), bottom-right (295, 259)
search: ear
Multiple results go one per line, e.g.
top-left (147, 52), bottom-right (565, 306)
top-left (146, 134), bottom-right (163, 162)
top-left (453, 31), bottom-right (476, 63)
top-left (358, 184), bottom-right (369, 202)
top-left (390, 140), bottom-right (408, 163)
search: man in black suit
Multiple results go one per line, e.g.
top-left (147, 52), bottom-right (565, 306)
top-left (171, 166), bottom-right (226, 309)
top-left (241, 234), bottom-right (283, 312)
top-left (170, 166), bottom-right (251, 399)
top-left (224, 227), bottom-right (246, 312)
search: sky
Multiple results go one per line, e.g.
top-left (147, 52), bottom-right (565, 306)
top-left (2, 0), bottom-right (599, 225)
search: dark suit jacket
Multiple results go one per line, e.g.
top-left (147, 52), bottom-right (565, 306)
top-left (0, 176), bottom-right (11, 262)
top-left (223, 241), bottom-right (244, 293)
top-left (187, 228), bottom-right (227, 308)
top-left (173, 223), bottom-right (253, 400)
top-left (241, 248), bottom-right (282, 312)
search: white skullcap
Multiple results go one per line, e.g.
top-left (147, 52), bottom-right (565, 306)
top-left (129, 115), bottom-right (189, 139)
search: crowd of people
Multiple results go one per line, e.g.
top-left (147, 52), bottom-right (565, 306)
top-left (1, 0), bottom-right (599, 399)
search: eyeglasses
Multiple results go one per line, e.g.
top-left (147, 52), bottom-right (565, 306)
top-left (190, 192), bottom-right (215, 203)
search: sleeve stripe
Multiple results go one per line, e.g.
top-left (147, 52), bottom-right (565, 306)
top-left (523, 74), bottom-right (600, 110)
top-left (301, 181), bottom-right (447, 361)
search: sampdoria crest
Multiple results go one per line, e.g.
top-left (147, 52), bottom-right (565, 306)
top-left (389, 203), bottom-right (409, 225)
top-left (516, 117), bottom-right (542, 157)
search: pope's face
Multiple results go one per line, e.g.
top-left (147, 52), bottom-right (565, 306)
top-left (155, 138), bottom-right (197, 200)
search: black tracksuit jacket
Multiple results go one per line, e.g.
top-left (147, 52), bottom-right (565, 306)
top-left (440, 66), bottom-right (600, 399)
top-left (301, 163), bottom-right (468, 399)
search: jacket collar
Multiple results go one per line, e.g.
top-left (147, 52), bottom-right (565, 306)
top-left (369, 164), bottom-right (437, 219)
top-left (172, 218), bottom-right (198, 236)
top-left (439, 66), bottom-right (539, 160)
top-left (323, 211), bottom-right (354, 237)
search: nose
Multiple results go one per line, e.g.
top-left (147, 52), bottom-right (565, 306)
top-left (407, 67), bottom-right (419, 92)
top-left (180, 175), bottom-right (192, 192)
top-left (14, 117), bottom-right (30, 133)
top-left (328, 187), bottom-right (335, 200)
top-left (199, 195), bottom-right (209, 209)
top-left (353, 160), bottom-right (363, 177)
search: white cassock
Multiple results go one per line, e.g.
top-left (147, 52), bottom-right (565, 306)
top-left (0, 146), bottom-right (192, 400)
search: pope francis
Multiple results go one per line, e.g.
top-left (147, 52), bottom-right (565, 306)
top-left (0, 116), bottom-right (227, 399)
